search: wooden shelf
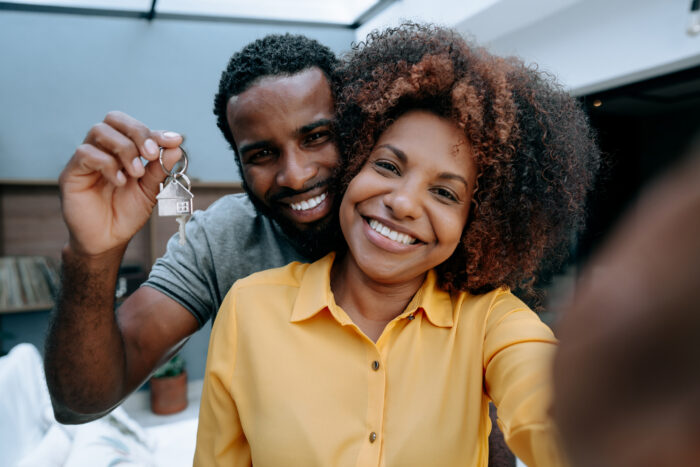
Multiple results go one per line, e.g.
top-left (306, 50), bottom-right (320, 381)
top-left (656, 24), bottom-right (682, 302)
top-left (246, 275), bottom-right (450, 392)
top-left (0, 303), bottom-right (54, 314)
top-left (0, 256), bottom-right (60, 314)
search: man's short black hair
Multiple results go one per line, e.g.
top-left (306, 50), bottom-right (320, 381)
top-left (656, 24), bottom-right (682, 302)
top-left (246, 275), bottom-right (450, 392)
top-left (213, 33), bottom-right (338, 169)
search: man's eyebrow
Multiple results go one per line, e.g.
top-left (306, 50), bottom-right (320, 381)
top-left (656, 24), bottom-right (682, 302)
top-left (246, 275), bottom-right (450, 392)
top-left (377, 144), bottom-right (470, 189)
top-left (239, 140), bottom-right (272, 157)
top-left (298, 118), bottom-right (333, 135)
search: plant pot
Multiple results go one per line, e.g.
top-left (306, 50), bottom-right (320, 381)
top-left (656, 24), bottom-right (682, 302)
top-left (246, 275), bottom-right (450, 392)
top-left (150, 371), bottom-right (188, 415)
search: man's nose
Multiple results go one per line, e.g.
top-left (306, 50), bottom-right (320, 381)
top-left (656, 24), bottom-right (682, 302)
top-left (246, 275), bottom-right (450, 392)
top-left (276, 149), bottom-right (317, 191)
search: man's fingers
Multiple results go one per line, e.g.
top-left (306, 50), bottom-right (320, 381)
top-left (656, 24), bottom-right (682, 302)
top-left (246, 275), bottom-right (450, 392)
top-left (103, 111), bottom-right (166, 163)
top-left (64, 144), bottom-right (127, 187)
top-left (152, 130), bottom-right (183, 151)
top-left (160, 146), bottom-right (185, 173)
top-left (86, 122), bottom-right (146, 178)
top-left (140, 146), bottom-right (184, 200)
top-left (81, 111), bottom-right (183, 189)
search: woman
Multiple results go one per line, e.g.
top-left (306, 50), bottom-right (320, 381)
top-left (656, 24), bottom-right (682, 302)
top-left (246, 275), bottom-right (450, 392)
top-left (194, 24), bottom-right (599, 466)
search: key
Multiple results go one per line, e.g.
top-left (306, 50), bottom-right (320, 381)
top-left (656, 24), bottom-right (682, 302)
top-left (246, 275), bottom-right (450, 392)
top-left (156, 146), bottom-right (194, 246)
top-left (176, 215), bottom-right (188, 245)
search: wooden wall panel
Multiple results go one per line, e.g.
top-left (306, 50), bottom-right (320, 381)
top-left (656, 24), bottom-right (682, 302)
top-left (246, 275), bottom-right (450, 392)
top-left (0, 183), bottom-right (242, 272)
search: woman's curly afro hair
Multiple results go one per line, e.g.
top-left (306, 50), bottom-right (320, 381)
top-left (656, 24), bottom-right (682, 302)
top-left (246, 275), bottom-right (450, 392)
top-left (335, 23), bottom-right (601, 304)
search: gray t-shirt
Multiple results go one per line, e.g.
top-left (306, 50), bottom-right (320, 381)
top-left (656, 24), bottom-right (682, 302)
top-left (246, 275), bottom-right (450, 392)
top-left (144, 193), bottom-right (308, 326)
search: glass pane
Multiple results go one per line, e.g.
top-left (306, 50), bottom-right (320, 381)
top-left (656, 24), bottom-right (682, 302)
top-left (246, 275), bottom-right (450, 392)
top-left (5, 0), bottom-right (151, 11)
top-left (156, 0), bottom-right (379, 24)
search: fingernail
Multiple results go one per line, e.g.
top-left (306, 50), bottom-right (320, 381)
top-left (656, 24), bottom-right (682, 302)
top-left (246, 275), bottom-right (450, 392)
top-left (144, 138), bottom-right (158, 156)
top-left (163, 131), bottom-right (180, 139)
top-left (132, 157), bottom-right (145, 175)
top-left (116, 170), bottom-right (126, 185)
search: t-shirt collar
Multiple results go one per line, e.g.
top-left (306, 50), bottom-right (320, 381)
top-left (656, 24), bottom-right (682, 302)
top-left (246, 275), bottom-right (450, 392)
top-left (290, 253), bottom-right (454, 328)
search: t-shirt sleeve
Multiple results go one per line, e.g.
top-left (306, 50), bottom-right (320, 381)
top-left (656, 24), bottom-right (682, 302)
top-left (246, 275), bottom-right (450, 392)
top-left (482, 291), bottom-right (569, 467)
top-left (144, 209), bottom-right (217, 327)
top-left (194, 286), bottom-right (251, 466)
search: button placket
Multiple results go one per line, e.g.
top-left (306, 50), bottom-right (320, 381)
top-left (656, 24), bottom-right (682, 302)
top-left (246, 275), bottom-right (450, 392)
top-left (360, 344), bottom-right (385, 464)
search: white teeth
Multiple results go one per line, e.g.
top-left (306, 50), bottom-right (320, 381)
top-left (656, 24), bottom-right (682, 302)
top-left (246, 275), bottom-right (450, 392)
top-left (368, 219), bottom-right (416, 245)
top-left (290, 192), bottom-right (327, 211)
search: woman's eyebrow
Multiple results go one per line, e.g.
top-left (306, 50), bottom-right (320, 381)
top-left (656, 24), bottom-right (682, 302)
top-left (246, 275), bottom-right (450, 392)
top-left (376, 144), bottom-right (407, 163)
top-left (438, 172), bottom-right (470, 190)
top-left (377, 144), bottom-right (470, 189)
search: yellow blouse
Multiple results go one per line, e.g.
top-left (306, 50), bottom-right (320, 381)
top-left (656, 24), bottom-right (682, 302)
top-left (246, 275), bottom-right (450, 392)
top-left (195, 253), bottom-right (566, 466)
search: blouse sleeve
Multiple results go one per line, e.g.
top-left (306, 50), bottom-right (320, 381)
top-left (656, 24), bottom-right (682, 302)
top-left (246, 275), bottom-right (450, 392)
top-left (482, 290), bottom-right (569, 467)
top-left (194, 287), bottom-right (251, 466)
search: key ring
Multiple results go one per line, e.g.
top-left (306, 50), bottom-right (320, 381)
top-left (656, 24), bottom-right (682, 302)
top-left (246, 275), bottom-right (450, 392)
top-left (168, 172), bottom-right (192, 191)
top-left (159, 146), bottom-right (188, 177)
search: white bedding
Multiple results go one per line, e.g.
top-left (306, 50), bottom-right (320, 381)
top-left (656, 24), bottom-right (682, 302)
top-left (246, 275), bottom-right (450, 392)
top-left (0, 343), bottom-right (197, 467)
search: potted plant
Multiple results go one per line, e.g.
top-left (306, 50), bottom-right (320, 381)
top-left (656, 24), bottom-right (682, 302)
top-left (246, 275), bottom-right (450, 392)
top-left (150, 353), bottom-right (188, 415)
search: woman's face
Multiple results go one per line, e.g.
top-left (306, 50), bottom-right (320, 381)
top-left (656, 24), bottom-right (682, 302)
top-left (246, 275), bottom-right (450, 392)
top-left (339, 110), bottom-right (477, 286)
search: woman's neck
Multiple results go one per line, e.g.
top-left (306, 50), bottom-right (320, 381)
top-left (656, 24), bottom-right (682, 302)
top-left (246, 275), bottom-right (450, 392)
top-left (330, 252), bottom-right (426, 342)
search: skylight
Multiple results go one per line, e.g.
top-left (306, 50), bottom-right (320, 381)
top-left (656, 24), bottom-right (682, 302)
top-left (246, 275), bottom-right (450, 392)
top-left (2, 0), bottom-right (387, 26)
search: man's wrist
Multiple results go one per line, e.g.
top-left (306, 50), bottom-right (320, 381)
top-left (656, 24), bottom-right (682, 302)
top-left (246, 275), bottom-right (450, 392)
top-left (62, 241), bottom-right (127, 270)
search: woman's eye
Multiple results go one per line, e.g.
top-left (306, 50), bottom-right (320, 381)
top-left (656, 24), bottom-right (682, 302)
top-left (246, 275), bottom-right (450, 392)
top-left (373, 160), bottom-right (400, 175)
top-left (433, 187), bottom-right (458, 202)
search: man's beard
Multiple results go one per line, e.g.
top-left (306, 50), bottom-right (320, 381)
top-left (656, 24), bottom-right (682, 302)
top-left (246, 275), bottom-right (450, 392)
top-left (242, 180), bottom-right (343, 260)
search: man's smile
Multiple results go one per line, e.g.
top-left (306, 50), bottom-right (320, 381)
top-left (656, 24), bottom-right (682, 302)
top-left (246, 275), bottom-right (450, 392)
top-left (290, 192), bottom-right (327, 211)
top-left (273, 183), bottom-right (334, 226)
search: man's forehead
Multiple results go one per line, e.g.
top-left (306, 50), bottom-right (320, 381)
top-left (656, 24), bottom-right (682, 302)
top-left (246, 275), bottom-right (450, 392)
top-left (226, 67), bottom-right (333, 139)
top-left (253, 67), bottom-right (330, 91)
top-left (230, 67), bottom-right (331, 108)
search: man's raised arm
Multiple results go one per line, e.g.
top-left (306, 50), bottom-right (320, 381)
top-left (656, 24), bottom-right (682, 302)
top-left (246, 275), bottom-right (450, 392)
top-left (44, 111), bottom-right (199, 423)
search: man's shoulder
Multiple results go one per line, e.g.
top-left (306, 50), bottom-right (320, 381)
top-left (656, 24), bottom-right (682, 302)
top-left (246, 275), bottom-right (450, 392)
top-left (195, 192), bottom-right (260, 223)
top-left (189, 193), bottom-right (284, 245)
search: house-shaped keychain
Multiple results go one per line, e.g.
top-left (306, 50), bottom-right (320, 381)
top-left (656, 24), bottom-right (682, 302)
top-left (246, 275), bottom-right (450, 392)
top-left (156, 178), bottom-right (194, 217)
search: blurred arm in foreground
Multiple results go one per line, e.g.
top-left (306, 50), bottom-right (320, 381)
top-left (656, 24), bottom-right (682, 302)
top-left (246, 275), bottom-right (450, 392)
top-left (553, 147), bottom-right (700, 467)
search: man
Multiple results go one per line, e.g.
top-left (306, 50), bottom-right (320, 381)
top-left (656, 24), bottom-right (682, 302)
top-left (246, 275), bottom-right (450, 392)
top-left (45, 34), bottom-right (339, 423)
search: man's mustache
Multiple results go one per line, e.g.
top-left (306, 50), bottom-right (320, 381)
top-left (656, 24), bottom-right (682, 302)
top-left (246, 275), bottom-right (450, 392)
top-left (268, 180), bottom-right (330, 203)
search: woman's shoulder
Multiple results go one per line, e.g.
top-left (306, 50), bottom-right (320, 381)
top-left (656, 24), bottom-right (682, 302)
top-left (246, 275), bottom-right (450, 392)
top-left (453, 286), bottom-right (546, 332)
top-left (455, 286), bottom-right (525, 315)
top-left (230, 259), bottom-right (313, 293)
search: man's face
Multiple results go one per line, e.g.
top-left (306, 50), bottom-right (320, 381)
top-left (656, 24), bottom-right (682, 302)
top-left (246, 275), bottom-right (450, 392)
top-left (226, 68), bottom-right (338, 239)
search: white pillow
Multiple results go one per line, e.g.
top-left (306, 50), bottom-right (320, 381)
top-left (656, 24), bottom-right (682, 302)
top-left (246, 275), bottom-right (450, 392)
top-left (16, 422), bottom-right (74, 467)
top-left (0, 343), bottom-right (54, 466)
top-left (63, 407), bottom-right (156, 467)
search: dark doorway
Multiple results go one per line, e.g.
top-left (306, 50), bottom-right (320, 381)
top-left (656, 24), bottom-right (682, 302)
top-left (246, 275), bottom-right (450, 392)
top-left (577, 65), bottom-right (700, 264)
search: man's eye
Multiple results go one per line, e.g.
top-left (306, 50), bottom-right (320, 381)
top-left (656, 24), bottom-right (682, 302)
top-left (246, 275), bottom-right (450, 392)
top-left (373, 160), bottom-right (400, 175)
top-left (246, 149), bottom-right (274, 164)
top-left (305, 131), bottom-right (331, 145)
